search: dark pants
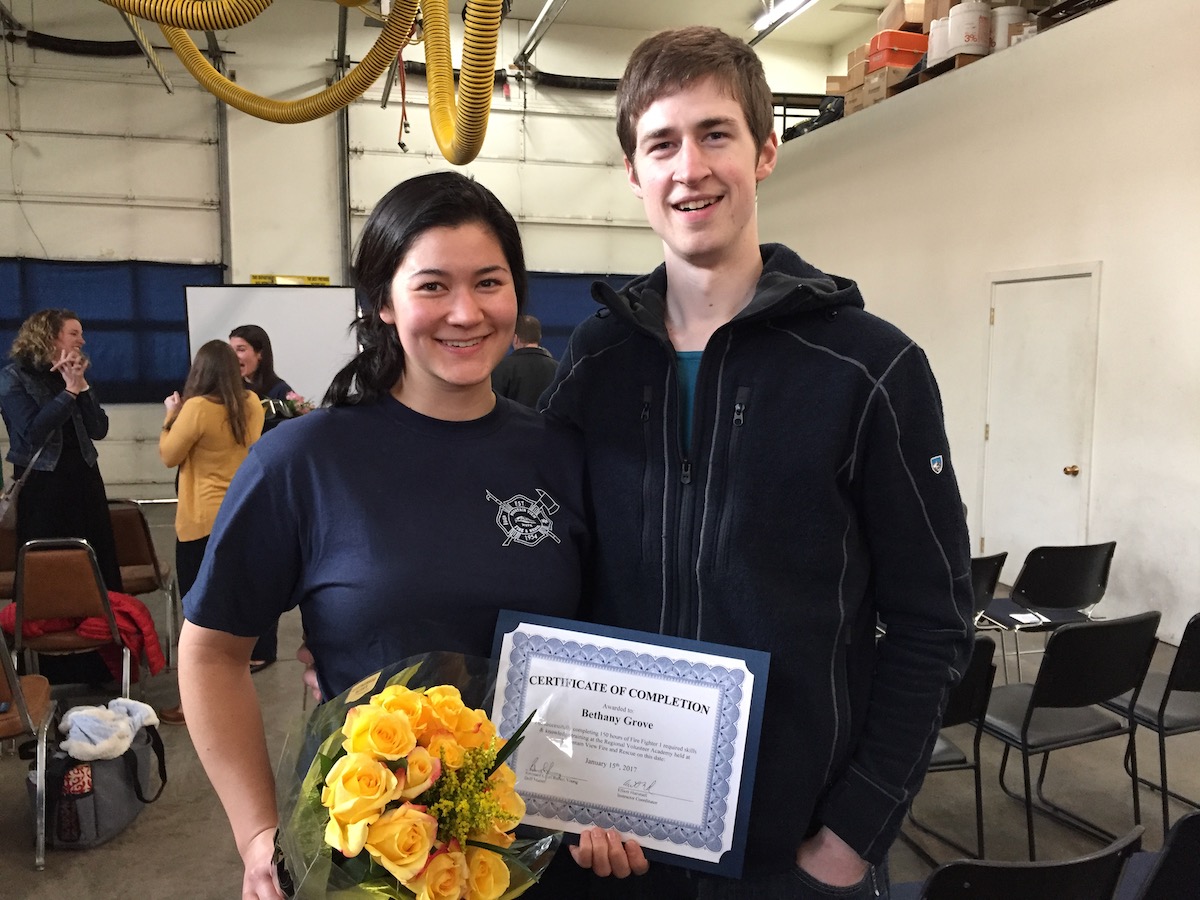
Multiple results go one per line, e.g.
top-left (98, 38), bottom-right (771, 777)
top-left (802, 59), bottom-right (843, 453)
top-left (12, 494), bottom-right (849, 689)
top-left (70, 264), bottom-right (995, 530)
top-left (252, 621), bottom-right (278, 663)
top-left (174, 535), bottom-right (209, 598)
top-left (16, 458), bottom-right (123, 592)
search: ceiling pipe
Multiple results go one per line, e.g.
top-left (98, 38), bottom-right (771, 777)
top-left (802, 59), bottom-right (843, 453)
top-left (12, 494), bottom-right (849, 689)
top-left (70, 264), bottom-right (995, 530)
top-left (511, 0), bottom-right (572, 71)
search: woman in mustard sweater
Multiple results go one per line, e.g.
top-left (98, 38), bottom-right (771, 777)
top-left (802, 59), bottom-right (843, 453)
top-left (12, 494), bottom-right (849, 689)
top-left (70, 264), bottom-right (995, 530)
top-left (159, 341), bottom-right (265, 724)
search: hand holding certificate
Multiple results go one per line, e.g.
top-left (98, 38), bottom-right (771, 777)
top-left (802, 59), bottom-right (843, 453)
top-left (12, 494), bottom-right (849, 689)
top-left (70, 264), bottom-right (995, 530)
top-left (491, 613), bottom-right (769, 878)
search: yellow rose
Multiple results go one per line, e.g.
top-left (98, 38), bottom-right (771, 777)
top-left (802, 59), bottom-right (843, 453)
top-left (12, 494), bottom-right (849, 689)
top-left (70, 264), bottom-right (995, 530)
top-left (465, 846), bottom-right (510, 900)
top-left (364, 803), bottom-right (438, 884)
top-left (425, 685), bottom-right (465, 731)
top-left (489, 763), bottom-right (516, 791)
top-left (342, 704), bottom-right (417, 760)
top-left (491, 782), bottom-right (525, 824)
top-left (400, 745), bottom-right (441, 800)
top-left (452, 706), bottom-right (497, 750)
top-left (372, 685), bottom-right (434, 735)
top-left (410, 846), bottom-right (469, 900)
top-left (325, 813), bottom-right (373, 859)
top-left (320, 753), bottom-right (402, 855)
top-left (469, 823), bottom-right (516, 850)
top-left (425, 730), bottom-right (466, 770)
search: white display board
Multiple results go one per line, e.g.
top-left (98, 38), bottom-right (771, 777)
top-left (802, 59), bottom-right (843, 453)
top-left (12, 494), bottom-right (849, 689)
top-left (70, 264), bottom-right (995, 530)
top-left (185, 285), bottom-right (359, 405)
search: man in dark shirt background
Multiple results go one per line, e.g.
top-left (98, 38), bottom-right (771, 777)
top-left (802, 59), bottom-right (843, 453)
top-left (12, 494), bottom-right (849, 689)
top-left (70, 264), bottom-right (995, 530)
top-left (491, 314), bottom-right (558, 407)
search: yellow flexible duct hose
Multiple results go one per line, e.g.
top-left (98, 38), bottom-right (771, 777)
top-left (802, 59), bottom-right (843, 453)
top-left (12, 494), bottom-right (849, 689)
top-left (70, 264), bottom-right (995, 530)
top-left (420, 0), bottom-right (502, 165)
top-left (158, 1), bottom-right (419, 125)
top-left (96, 0), bottom-right (274, 31)
top-left (106, 0), bottom-right (501, 164)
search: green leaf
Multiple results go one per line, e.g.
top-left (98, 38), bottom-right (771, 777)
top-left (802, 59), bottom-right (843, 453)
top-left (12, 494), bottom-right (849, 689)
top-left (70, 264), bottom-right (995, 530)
top-left (384, 664), bottom-right (422, 689)
top-left (491, 709), bottom-right (536, 775)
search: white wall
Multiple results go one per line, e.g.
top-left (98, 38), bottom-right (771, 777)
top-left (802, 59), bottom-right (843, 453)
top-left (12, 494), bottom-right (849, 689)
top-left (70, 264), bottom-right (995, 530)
top-left (759, 0), bottom-right (1200, 643)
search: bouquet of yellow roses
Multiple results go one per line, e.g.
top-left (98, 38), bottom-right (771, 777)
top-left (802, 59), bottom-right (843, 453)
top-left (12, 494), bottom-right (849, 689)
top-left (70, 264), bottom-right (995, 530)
top-left (276, 653), bottom-right (559, 899)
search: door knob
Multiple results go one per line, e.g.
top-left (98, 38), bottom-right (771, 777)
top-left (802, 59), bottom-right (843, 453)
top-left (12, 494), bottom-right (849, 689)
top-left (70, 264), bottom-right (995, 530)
top-left (1063, 465), bottom-right (1080, 476)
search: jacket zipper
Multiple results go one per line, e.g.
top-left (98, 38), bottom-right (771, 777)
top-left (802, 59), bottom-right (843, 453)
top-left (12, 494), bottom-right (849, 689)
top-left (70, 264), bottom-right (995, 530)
top-left (676, 456), bottom-right (695, 637)
top-left (640, 387), bottom-right (654, 561)
top-left (716, 387), bottom-right (750, 565)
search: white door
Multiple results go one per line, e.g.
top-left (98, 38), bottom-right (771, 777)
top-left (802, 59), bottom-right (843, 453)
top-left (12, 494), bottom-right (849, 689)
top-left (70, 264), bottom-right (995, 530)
top-left (981, 264), bottom-right (1101, 584)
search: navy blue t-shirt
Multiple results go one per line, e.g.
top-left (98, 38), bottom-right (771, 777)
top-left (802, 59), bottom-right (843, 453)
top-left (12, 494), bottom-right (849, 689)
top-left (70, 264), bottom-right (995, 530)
top-left (184, 395), bottom-right (589, 699)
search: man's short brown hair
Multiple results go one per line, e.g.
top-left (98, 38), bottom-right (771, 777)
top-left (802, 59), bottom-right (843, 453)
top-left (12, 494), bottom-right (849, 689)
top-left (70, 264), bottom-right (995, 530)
top-left (616, 26), bottom-right (775, 162)
top-left (514, 314), bottom-right (542, 345)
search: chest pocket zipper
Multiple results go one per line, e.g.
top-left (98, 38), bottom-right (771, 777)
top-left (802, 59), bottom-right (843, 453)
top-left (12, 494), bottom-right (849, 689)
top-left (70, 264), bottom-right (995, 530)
top-left (640, 386), bottom-right (655, 562)
top-left (715, 387), bottom-right (750, 566)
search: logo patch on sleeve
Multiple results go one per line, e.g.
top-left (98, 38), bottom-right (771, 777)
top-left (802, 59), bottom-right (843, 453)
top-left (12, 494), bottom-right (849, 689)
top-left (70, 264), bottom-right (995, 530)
top-left (930, 455), bottom-right (944, 474)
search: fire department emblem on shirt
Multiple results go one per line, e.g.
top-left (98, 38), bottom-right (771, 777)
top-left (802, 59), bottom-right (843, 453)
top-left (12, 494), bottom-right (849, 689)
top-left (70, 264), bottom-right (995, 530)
top-left (487, 489), bottom-right (561, 547)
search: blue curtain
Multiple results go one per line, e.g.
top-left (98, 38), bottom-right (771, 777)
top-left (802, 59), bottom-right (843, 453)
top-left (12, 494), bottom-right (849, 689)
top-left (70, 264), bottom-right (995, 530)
top-left (526, 272), bottom-right (636, 361)
top-left (0, 258), bottom-right (224, 403)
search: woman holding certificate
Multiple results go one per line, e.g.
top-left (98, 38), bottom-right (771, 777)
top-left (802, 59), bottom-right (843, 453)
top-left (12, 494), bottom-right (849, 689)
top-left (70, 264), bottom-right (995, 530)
top-left (177, 172), bottom-right (590, 899)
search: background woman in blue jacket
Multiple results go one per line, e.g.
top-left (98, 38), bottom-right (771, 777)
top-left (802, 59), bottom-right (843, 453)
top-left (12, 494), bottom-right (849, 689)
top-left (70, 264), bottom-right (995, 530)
top-left (0, 308), bottom-right (124, 594)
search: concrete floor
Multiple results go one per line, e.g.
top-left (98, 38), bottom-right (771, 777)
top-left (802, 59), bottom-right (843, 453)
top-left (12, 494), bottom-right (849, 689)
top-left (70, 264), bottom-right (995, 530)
top-left (2, 502), bottom-right (1197, 896)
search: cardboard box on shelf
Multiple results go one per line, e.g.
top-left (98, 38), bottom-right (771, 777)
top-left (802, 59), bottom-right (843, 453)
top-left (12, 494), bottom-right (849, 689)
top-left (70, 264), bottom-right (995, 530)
top-left (843, 86), bottom-right (865, 116)
top-left (847, 59), bottom-right (869, 89)
top-left (1009, 21), bottom-right (1038, 45)
top-left (923, 0), bottom-right (963, 33)
top-left (863, 65), bottom-right (911, 105)
top-left (878, 0), bottom-right (925, 32)
top-left (826, 75), bottom-right (850, 96)
top-left (847, 42), bottom-right (871, 70)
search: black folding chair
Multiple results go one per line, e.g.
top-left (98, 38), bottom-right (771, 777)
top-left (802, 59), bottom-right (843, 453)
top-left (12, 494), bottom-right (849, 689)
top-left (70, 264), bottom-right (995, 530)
top-left (904, 635), bottom-right (997, 865)
top-left (1103, 612), bottom-right (1200, 836)
top-left (1114, 810), bottom-right (1200, 900)
top-left (896, 826), bottom-right (1143, 900)
top-left (980, 542), bottom-right (1116, 681)
top-left (970, 553), bottom-right (1007, 618)
top-left (982, 611), bottom-right (1160, 860)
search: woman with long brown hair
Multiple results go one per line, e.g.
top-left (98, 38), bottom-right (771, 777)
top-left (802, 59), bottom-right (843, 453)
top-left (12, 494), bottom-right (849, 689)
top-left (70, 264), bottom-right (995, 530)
top-left (160, 340), bottom-right (265, 615)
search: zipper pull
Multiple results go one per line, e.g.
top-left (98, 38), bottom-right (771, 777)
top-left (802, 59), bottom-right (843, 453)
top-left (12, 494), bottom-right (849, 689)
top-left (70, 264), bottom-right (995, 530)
top-left (680, 460), bottom-right (692, 485)
top-left (641, 386), bottom-right (651, 423)
top-left (733, 401), bottom-right (745, 427)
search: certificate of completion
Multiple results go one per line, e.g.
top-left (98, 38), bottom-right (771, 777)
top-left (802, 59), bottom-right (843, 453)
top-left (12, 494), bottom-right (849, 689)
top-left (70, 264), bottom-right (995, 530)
top-left (491, 612), bottom-right (770, 877)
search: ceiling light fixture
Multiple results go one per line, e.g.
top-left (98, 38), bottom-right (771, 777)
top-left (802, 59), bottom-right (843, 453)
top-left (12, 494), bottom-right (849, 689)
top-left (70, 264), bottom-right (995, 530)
top-left (750, 0), bottom-right (821, 45)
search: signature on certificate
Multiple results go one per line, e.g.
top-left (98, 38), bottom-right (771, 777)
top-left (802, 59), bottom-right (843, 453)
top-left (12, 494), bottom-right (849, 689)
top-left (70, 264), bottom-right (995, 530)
top-left (523, 756), bottom-right (582, 786)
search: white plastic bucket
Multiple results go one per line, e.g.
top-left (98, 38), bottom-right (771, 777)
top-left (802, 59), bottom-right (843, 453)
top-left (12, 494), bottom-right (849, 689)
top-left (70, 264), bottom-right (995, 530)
top-left (991, 6), bottom-right (1030, 51)
top-left (928, 18), bottom-right (950, 67)
top-left (947, 0), bottom-right (992, 56)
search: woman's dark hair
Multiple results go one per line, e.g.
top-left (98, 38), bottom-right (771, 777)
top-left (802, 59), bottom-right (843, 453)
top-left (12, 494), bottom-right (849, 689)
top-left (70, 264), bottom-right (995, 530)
top-left (9, 308), bottom-right (81, 367)
top-left (228, 323), bottom-right (282, 396)
top-left (183, 340), bottom-right (254, 445)
top-left (325, 171), bottom-right (528, 407)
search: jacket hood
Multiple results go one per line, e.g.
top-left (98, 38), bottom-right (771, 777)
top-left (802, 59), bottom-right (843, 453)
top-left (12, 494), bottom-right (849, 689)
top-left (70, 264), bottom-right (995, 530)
top-left (591, 243), bottom-right (865, 338)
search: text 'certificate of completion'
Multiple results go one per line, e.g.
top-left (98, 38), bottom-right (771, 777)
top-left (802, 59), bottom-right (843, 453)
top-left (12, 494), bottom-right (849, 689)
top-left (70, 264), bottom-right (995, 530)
top-left (491, 612), bottom-right (770, 878)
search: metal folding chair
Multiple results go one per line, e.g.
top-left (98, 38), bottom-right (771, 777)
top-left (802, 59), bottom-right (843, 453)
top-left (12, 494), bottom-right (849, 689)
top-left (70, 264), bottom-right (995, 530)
top-left (979, 542), bottom-right (1116, 682)
top-left (982, 611), bottom-right (1160, 860)
top-left (0, 627), bottom-right (57, 870)
top-left (108, 499), bottom-right (179, 668)
top-left (904, 635), bottom-right (997, 865)
top-left (900, 826), bottom-right (1143, 900)
top-left (1103, 612), bottom-right (1200, 836)
top-left (14, 537), bottom-right (132, 697)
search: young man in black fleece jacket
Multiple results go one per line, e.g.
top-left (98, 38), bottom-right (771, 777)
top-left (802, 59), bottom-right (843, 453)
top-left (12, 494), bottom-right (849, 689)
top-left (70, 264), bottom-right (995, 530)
top-left (544, 26), bottom-right (974, 900)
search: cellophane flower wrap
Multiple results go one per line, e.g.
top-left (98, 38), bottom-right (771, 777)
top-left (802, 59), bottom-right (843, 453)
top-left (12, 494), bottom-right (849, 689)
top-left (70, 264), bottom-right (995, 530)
top-left (277, 652), bottom-right (560, 899)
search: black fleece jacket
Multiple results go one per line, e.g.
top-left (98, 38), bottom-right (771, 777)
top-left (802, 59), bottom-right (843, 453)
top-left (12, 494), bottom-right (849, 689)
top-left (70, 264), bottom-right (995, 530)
top-left (541, 244), bottom-right (973, 875)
